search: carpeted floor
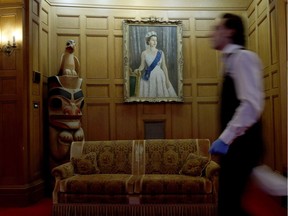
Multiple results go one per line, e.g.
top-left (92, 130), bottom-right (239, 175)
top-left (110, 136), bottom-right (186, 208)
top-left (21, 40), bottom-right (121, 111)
top-left (0, 197), bottom-right (52, 216)
top-left (242, 181), bottom-right (287, 216)
top-left (0, 186), bottom-right (285, 216)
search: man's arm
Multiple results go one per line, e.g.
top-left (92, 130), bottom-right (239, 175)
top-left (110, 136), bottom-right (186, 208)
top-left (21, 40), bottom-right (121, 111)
top-left (219, 50), bottom-right (264, 145)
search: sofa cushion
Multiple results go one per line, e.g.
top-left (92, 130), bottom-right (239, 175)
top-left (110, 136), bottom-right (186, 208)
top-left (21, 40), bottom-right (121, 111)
top-left (82, 140), bottom-right (133, 174)
top-left (135, 174), bottom-right (212, 195)
top-left (179, 153), bottom-right (210, 177)
top-left (71, 152), bottom-right (100, 175)
top-left (59, 174), bottom-right (136, 195)
top-left (143, 139), bottom-right (199, 174)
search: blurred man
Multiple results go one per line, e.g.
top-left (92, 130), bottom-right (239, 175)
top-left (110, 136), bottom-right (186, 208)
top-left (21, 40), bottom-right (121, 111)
top-left (209, 13), bottom-right (265, 216)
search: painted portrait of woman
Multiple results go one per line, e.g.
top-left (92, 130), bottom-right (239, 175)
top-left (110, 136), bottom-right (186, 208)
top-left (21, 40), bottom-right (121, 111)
top-left (123, 20), bottom-right (183, 102)
top-left (133, 30), bottom-right (177, 98)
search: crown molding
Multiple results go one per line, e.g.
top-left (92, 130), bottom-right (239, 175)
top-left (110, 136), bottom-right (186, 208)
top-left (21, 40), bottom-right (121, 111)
top-left (45, 0), bottom-right (253, 10)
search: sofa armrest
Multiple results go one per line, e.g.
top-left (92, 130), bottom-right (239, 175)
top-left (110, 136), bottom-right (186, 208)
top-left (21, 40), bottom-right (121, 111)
top-left (205, 160), bottom-right (220, 202)
top-left (205, 160), bottom-right (220, 179)
top-left (51, 162), bottom-right (74, 179)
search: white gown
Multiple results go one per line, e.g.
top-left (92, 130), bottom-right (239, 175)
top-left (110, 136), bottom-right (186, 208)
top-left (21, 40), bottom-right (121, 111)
top-left (139, 51), bottom-right (177, 97)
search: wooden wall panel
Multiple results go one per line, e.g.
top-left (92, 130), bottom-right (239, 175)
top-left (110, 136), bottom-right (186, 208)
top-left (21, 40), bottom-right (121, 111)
top-left (86, 103), bottom-right (110, 140)
top-left (247, 0), bottom-right (287, 172)
top-left (182, 37), bottom-right (192, 80)
top-left (258, 17), bottom-right (270, 69)
top-left (143, 103), bottom-right (166, 115)
top-left (57, 15), bottom-right (80, 29)
top-left (30, 101), bottom-right (41, 177)
top-left (86, 84), bottom-right (109, 98)
top-left (0, 14), bottom-right (16, 70)
top-left (40, 2), bottom-right (49, 77)
top-left (41, 30), bottom-right (49, 77)
top-left (50, 8), bottom-right (244, 142)
top-left (271, 70), bottom-right (279, 89)
top-left (248, 7), bottom-right (256, 28)
top-left (280, 0), bottom-right (287, 172)
top-left (114, 36), bottom-right (123, 79)
top-left (1, 53), bottom-right (15, 69)
top-left (197, 83), bottom-right (218, 97)
top-left (32, 17), bottom-right (40, 97)
top-left (1, 14), bottom-right (16, 47)
top-left (257, 0), bottom-right (267, 17)
top-left (32, 21), bottom-right (39, 71)
top-left (183, 84), bottom-right (192, 98)
top-left (115, 103), bottom-right (138, 139)
top-left (263, 96), bottom-right (275, 165)
top-left (41, 1), bottom-right (53, 196)
top-left (86, 36), bottom-right (108, 79)
top-left (0, 102), bottom-right (20, 184)
top-left (248, 28), bottom-right (256, 52)
top-left (269, 8), bottom-right (277, 65)
top-left (198, 102), bottom-right (219, 142)
top-left (115, 84), bottom-right (124, 98)
top-left (86, 16), bottom-right (108, 30)
top-left (195, 18), bottom-right (214, 31)
top-left (196, 37), bottom-right (218, 78)
top-left (0, 76), bottom-right (16, 94)
top-left (171, 103), bottom-right (193, 138)
top-left (263, 73), bottom-right (271, 90)
top-left (0, 7), bottom-right (23, 188)
top-left (138, 103), bottom-right (172, 139)
top-left (48, 1), bottom-right (286, 172)
top-left (30, 0), bottom-right (43, 183)
top-left (272, 95), bottom-right (281, 169)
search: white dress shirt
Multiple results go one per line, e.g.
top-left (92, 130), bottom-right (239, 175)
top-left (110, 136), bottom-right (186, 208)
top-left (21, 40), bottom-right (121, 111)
top-left (219, 44), bottom-right (265, 145)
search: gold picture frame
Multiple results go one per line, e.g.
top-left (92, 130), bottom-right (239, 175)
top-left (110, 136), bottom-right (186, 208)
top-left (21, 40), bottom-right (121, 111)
top-left (123, 18), bottom-right (183, 102)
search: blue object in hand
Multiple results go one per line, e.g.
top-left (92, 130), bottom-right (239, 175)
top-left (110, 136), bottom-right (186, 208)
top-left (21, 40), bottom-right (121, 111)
top-left (209, 139), bottom-right (229, 155)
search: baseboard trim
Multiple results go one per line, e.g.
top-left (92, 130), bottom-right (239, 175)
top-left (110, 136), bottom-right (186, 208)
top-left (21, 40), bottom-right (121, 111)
top-left (0, 179), bottom-right (45, 207)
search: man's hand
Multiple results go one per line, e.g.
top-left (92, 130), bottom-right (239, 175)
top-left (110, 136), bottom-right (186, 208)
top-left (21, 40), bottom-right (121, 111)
top-left (209, 139), bottom-right (229, 155)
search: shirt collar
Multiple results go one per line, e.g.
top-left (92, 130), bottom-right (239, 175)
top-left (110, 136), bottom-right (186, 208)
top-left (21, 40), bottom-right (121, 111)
top-left (222, 44), bottom-right (243, 54)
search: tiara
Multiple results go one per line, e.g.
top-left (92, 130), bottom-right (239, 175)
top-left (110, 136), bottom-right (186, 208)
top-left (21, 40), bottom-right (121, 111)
top-left (145, 31), bottom-right (157, 38)
top-left (66, 39), bottom-right (76, 47)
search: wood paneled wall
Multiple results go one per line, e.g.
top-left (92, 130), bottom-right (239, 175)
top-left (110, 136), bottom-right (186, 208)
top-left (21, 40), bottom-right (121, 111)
top-left (46, 0), bottom-right (286, 172)
top-left (0, 0), bottom-right (46, 206)
top-left (49, 6), bottom-right (245, 143)
top-left (247, 0), bottom-right (287, 172)
top-left (0, 7), bottom-right (23, 185)
top-left (0, 0), bottom-right (286, 206)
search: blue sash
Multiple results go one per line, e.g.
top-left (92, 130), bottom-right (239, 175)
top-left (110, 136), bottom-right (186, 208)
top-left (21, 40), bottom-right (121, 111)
top-left (142, 51), bottom-right (162, 81)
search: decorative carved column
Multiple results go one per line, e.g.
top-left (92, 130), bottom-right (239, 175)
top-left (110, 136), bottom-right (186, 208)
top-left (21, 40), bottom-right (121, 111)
top-left (48, 40), bottom-right (84, 168)
top-left (48, 75), bottom-right (85, 168)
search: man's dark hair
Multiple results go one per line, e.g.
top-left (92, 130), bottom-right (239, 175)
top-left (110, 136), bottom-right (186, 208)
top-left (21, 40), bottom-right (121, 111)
top-left (222, 13), bottom-right (245, 46)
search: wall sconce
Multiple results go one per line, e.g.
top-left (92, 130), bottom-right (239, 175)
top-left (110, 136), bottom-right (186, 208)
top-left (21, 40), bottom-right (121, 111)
top-left (0, 36), bottom-right (17, 56)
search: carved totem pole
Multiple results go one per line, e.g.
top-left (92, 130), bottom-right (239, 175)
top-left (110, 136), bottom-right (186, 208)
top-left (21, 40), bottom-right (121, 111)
top-left (48, 40), bottom-right (84, 168)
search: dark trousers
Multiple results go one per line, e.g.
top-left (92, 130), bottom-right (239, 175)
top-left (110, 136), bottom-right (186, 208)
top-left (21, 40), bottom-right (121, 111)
top-left (217, 124), bottom-right (264, 216)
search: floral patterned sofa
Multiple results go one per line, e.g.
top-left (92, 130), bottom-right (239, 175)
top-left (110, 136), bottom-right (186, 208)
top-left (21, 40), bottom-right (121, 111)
top-left (51, 139), bottom-right (220, 215)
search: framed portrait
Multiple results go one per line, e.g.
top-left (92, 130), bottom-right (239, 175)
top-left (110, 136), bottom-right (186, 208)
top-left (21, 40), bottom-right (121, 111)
top-left (123, 18), bottom-right (183, 102)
